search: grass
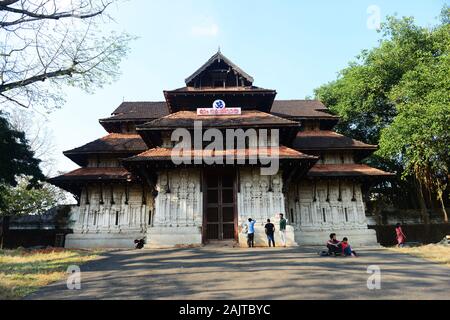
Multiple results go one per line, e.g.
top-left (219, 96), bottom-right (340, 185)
top-left (0, 247), bottom-right (100, 299)
top-left (389, 244), bottom-right (450, 267)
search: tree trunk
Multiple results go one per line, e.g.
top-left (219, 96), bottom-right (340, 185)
top-left (438, 194), bottom-right (448, 223)
top-left (415, 179), bottom-right (429, 224)
top-left (0, 216), bottom-right (10, 249)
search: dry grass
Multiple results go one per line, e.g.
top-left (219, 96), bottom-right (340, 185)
top-left (0, 248), bottom-right (100, 299)
top-left (389, 244), bottom-right (450, 267)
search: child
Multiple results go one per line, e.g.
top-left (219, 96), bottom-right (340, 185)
top-left (341, 237), bottom-right (356, 257)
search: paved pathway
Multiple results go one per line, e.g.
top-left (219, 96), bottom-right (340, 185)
top-left (27, 246), bottom-right (450, 300)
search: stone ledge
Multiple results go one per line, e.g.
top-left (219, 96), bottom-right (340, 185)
top-left (65, 232), bottom-right (145, 249)
top-left (145, 226), bottom-right (202, 249)
top-left (295, 228), bottom-right (378, 246)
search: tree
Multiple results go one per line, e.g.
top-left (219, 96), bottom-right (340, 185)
top-left (0, 111), bottom-right (45, 247)
top-left (0, 111), bottom-right (43, 189)
top-left (378, 43), bottom-right (450, 222)
top-left (0, 177), bottom-right (63, 248)
top-left (314, 6), bottom-right (449, 222)
top-left (8, 108), bottom-right (59, 177)
top-left (0, 0), bottom-right (133, 111)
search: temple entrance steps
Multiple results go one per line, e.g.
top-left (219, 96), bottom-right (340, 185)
top-left (204, 240), bottom-right (238, 248)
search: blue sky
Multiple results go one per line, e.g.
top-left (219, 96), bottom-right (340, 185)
top-left (48, 0), bottom-right (447, 173)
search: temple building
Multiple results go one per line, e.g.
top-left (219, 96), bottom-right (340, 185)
top-left (49, 51), bottom-right (393, 249)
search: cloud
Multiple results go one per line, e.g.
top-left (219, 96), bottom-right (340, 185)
top-left (190, 23), bottom-right (219, 37)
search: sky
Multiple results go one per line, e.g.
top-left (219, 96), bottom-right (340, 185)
top-left (45, 0), bottom-right (447, 173)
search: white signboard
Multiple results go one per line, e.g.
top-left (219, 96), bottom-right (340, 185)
top-left (197, 99), bottom-right (241, 116)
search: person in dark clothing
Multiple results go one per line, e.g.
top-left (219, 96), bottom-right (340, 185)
top-left (134, 238), bottom-right (145, 249)
top-left (265, 219), bottom-right (276, 247)
top-left (326, 233), bottom-right (342, 256)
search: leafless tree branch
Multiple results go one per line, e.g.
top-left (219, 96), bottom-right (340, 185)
top-left (0, 0), bottom-right (133, 111)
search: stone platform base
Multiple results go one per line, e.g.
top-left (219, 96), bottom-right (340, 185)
top-left (65, 232), bottom-right (145, 249)
top-left (145, 226), bottom-right (203, 249)
top-left (238, 226), bottom-right (298, 247)
top-left (294, 228), bottom-right (379, 247)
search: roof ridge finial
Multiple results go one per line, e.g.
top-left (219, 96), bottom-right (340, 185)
top-left (218, 45), bottom-right (221, 53)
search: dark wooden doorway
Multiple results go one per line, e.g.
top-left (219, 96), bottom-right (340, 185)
top-left (203, 170), bottom-right (237, 242)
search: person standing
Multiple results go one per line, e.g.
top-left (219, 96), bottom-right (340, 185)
top-left (247, 218), bottom-right (256, 248)
top-left (264, 219), bottom-right (276, 247)
top-left (279, 213), bottom-right (287, 247)
top-left (395, 223), bottom-right (406, 247)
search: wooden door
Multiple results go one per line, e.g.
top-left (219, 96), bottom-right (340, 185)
top-left (204, 171), bottom-right (236, 241)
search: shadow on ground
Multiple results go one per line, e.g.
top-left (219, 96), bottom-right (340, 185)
top-left (26, 246), bottom-right (450, 300)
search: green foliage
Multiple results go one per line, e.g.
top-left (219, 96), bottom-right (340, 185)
top-left (314, 5), bottom-right (449, 214)
top-left (0, 112), bottom-right (44, 187)
top-left (0, 112), bottom-right (45, 211)
top-left (0, 177), bottom-right (63, 217)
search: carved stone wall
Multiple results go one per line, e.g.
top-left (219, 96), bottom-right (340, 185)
top-left (286, 179), bottom-right (378, 246)
top-left (146, 169), bottom-right (203, 248)
top-left (237, 168), bottom-right (297, 247)
top-left (66, 168), bottom-right (378, 248)
top-left (65, 183), bottom-right (153, 248)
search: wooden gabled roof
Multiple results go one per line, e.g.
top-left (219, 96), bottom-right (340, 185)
top-left (270, 100), bottom-right (339, 119)
top-left (185, 51), bottom-right (254, 86)
top-left (109, 101), bottom-right (169, 118)
top-left (307, 164), bottom-right (394, 178)
top-left (49, 167), bottom-right (133, 182)
top-left (137, 110), bottom-right (300, 131)
top-left (63, 133), bottom-right (147, 166)
top-left (125, 146), bottom-right (317, 162)
top-left (293, 130), bottom-right (377, 151)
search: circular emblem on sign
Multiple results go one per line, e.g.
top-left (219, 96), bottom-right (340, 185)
top-left (212, 99), bottom-right (226, 109)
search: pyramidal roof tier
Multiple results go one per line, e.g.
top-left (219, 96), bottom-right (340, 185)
top-left (136, 110), bottom-right (301, 148)
top-left (165, 50), bottom-right (276, 113)
top-left (185, 50), bottom-right (254, 87)
top-left (138, 110), bottom-right (300, 130)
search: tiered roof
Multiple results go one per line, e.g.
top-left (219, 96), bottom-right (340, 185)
top-left (293, 130), bottom-right (377, 161)
top-left (271, 100), bottom-right (337, 119)
top-left (64, 133), bottom-right (147, 166)
top-left (49, 50), bottom-right (393, 190)
top-left (49, 167), bottom-right (132, 182)
top-left (125, 146), bottom-right (316, 163)
top-left (100, 99), bottom-right (338, 122)
top-left (307, 164), bottom-right (394, 178)
top-left (99, 102), bottom-right (169, 132)
top-left (185, 51), bottom-right (254, 86)
top-left (138, 110), bottom-right (299, 130)
top-left (137, 110), bottom-right (300, 148)
top-left (48, 167), bottom-right (135, 194)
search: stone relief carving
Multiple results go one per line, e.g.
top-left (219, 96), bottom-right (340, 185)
top-left (286, 180), bottom-right (369, 231)
top-left (72, 183), bottom-right (154, 234)
top-left (237, 169), bottom-right (285, 224)
top-left (153, 169), bottom-right (202, 228)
